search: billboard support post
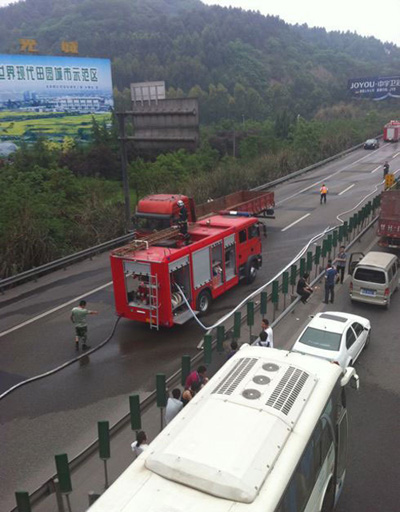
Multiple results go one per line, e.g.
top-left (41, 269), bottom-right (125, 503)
top-left (117, 113), bottom-right (131, 231)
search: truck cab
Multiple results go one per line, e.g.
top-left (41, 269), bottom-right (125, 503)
top-left (133, 194), bottom-right (195, 236)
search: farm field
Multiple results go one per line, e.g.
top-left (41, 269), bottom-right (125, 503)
top-left (0, 111), bottom-right (111, 142)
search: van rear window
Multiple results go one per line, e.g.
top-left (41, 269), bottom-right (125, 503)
top-left (354, 268), bottom-right (386, 283)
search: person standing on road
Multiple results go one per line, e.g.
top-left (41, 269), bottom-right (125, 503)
top-left (70, 300), bottom-right (98, 351)
top-left (383, 161), bottom-right (390, 177)
top-left (131, 431), bottom-right (149, 457)
top-left (297, 273), bottom-right (313, 304)
top-left (320, 184), bottom-right (328, 204)
top-left (181, 380), bottom-right (201, 406)
top-left (256, 319), bottom-right (274, 348)
top-left (226, 340), bottom-right (239, 360)
top-left (165, 389), bottom-right (184, 425)
top-left (323, 261), bottom-right (338, 304)
top-left (336, 246), bottom-right (347, 284)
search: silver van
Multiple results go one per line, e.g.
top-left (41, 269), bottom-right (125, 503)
top-left (349, 251), bottom-right (399, 308)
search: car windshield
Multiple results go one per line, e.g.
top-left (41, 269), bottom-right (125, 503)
top-left (366, 139), bottom-right (375, 143)
top-left (354, 268), bottom-right (386, 284)
top-left (298, 327), bottom-right (342, 351)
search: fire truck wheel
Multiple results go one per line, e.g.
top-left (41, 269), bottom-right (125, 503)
top-left (245, 260), bottom-right (258, 284)
top-left (196, 289), bottom-right (212, 315)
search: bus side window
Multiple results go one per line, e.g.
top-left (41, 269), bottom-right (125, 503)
top-left (239, 229), bottom-right (247, 243)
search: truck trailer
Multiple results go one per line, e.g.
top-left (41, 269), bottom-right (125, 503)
top-left (111, 190), bottom-right (274, 329)
top-left (383, 120), bottom-right (400, 142)
top-left (377, 188), bottom-right (400, 248)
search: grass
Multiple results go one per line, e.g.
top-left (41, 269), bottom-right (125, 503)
top-left (0, 112), bottom-right (111, 140)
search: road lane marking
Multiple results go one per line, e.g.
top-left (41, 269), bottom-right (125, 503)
top-left (277, 144), bottom-right (389, 206)
top-left (338, 184), bottom-right (355, 196)
top-left (370, 165), bottom-right (381, 173)
top-left (392, 152), bottom-right (400, 159)
top-left (281, 213), bottom-right (311, 232)
top-left (0, 281), bottom-right (113, 339)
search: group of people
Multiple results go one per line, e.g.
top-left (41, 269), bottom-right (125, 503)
top-left (296, 246), bottom-right (347, 305)
top-left (131, 365), bottom-right (209, 457)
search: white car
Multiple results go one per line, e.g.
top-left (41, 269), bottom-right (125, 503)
top-left (292, 312), bottom-right (371, 369)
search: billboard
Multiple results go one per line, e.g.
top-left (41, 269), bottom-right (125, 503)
top-left (348, 76), bottom-right (400, 100)
top-left (0, 54), bottom-right (113, 143)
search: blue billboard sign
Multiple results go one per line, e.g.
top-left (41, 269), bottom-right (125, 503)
top-left (0, 54), bottom-right (113, 143)
top-left (348, 76), bottom-right (400, 100)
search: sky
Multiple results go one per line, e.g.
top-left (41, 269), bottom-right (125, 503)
top-left (0, 0), bottom-right (399, 47)
top-left (202, 0), bottom-right (400, 47)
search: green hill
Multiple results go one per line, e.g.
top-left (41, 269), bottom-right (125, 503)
top-left (1, 0), bottom-right (400, 120)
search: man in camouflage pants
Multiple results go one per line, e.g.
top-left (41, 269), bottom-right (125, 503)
top-left (70, 300), bottom-right (98, 351)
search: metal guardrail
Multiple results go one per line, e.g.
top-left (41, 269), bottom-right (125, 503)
top-left (0, 233), bottom-right (134, 291)
top-left (1, 138), bottom-right (376, 292)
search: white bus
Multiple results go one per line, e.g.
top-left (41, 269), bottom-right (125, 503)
top-left (89, 346), bottom-right (359, 512)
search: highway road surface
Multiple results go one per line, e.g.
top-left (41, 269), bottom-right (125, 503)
top-left (1, 142), bottom-right (400, 510)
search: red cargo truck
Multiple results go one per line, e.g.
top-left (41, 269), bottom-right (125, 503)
top-left (383, 120), bottom-right (400, 142)
top-left (132, 190), bottom-right (275, 236)
top-left (111, 190), bottom-right (274, 329)
top-left (377, 189), bottom-right (400, 248)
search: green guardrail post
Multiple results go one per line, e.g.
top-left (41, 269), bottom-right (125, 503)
top-left (15, 492), bottom-right (31, 512)
top-left (332, 230), bottom-right (338, 258)
top-left (338, 225), bottom-right (343, 242)
top-left (55, 453), bottom-right (72, 512)
top-left (282, 271), bottom-right (289, 310)
top-left (299, 257), bottom-right (306, 277)
top-left (233, 311), bottom-right (241, 340)
top-left (247, 301), bottom-right (254, 342)
top-left (306, 251), bottom-right (313, 272)
top-left (314, 245), bottom-right (321, 278)
top-left (260, 291), bottom-right (267, 316)
top-left (272, 280), bottom-right (279, 320)
top-left (129, 394), bottom-right (141, 431)
top-left (321, 239), bottom-right (327, 269)
top-left (204, 334), bottom-right (212, 365)
top-left (216, 325), bottom-right (225, 353)
top-left (156, 373), bottom-right (167, 431)
top-left (343, 221), bottom-right (348, 241)
top-left (327, 234), bottom-right (332, 259)
top-left (98, 421), bottom-right (110, 488)
top-left (181, 355), bottom-right (191, 387)
top-left (290, 264), bottom-right (297, 295)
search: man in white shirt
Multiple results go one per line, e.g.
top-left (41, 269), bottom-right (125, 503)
top-left (256, 318), bottom-right (274, 348)
top-left (165, 388), bottom-right (184, 425)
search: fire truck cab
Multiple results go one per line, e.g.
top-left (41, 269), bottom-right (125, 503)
top-left (111, 214), bottom-right (263, 329)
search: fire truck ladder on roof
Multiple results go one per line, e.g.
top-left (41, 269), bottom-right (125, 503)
top-left (149, 273), bottom-right (159, 330)
top-left (113, 226), bottom-right (180, 257)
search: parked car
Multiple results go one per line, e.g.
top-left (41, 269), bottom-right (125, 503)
top-left (349, 251), bottom-right (399, 309)
top-left (292, 312), bottom-right (371, 369)
top-left (364, 138), bottom-right (380, 149)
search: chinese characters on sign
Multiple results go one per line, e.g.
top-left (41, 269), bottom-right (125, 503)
top-left (61, 41), bottom-right (79, 55)
top-left (348, 76), bottom-right (400, 100)
top-left (0, 64), bottom-right (98, 83)
top-left (19, 39), bottom-right (79, 55)
top-left (19, 39), bottom-right (38, 53)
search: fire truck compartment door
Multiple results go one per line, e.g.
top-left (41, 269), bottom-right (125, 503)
top-left (169, 256), bottom-right (189, 273)
top-left (224, 234), bottom-right (235, 247)
top-left (123, 261), bottom-right (151, 276)
top-left (192, 247), bottom-right (212, 289)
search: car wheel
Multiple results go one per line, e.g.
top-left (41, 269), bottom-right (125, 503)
top-left (196, 289), bottom-right (212, 315)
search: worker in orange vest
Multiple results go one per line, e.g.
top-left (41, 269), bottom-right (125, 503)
top-left (320, 184), bottom-right (328, 204)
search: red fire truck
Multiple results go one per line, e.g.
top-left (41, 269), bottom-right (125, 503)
top-left (110, 191), bottom-right (274, 329)
top-left (383, 120), bottom-right (400, 142)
